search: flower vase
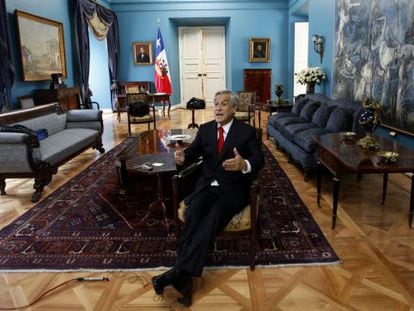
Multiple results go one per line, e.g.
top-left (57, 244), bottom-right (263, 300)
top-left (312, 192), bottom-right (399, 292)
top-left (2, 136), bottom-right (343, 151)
top-left (306, 82), bottom-right (315, 94)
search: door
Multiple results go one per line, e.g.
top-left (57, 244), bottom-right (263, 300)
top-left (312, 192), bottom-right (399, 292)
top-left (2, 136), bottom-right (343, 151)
top-left (179, 26), bottom-right (225, 106)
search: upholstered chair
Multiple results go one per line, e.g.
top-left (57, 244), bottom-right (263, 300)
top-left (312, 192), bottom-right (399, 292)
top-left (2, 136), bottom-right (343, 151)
top-left (126, 92), bottom-right (156, 135)
top-left (235, 91), bottom-right (256, 127)
top-left (172, 128), bottom-right (263, 270)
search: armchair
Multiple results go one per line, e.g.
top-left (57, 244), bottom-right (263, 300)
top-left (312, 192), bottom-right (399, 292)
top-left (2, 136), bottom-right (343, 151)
top-left (172, 128), bottom-right (263, 270)
top-left (236, 91), bottom-right (256, 127)
top-left (126, 92), bottom-right (156, 135)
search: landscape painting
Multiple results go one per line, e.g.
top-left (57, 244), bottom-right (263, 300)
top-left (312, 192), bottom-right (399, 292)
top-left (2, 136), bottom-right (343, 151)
top-left (15, 10), bottom-right (67, 81)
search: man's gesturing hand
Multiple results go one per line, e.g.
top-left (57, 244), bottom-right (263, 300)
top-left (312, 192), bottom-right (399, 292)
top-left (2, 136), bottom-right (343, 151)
top-left (174, 143), bottom-right (185, 165)
top-left (222, 148), bottom-right (247, 171)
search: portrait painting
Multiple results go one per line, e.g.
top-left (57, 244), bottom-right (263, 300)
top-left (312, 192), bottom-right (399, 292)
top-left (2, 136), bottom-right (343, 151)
top-left (249, 38), bottom-right (270, 63)
top-left (15, 10), bottom-right (67, 82)
top-left (133, 42), bottom-right (153, 65)
top-left (332, 0), bottom-right (414, 135)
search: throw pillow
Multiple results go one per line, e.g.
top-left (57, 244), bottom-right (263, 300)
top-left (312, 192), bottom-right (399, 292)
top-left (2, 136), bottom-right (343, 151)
top-left (35, 129), bottom-right (49, 141)
top-left (311, 104), bottom-right (336, 128)
top-left (325, 107), bottom-right (353, 132)
top-left (299, 101), bottom-right (321, 122)
top-left (291, 97), bottom-right (309, 115)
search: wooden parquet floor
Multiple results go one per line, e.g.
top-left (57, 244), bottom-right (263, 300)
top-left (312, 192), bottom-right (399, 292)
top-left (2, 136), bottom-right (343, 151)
top-left (0, 107), bottom-right (413, 310)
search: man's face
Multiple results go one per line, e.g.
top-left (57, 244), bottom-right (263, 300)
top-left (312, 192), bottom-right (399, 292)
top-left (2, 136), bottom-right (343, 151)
top-left (140, 47), bottom-right (145, 53)
top-left (214, 93), bottom-right (236, 126)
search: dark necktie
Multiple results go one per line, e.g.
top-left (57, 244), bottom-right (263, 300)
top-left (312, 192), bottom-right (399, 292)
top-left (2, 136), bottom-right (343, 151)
top-left (217, 127), bottom-right (224, 154)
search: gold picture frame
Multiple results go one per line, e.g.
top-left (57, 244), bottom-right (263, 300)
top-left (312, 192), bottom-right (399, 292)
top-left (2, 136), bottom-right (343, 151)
top-left (15, 10), bottom-right (67, 81)
top-left (249, 37), bottom-right (270, 63)
top-left (133, 41), bottom-right (153, 65)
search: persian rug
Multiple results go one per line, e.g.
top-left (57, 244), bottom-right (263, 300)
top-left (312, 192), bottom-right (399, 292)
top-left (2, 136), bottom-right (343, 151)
top-left (0, 137), bottom-right (340, 271)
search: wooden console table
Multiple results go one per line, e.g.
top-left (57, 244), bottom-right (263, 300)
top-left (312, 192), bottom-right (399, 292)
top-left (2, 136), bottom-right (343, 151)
top-left (313, 133), bottom-right (414, 229)
top-left (116, 92), bottom-right (171, 122)
top-left (33, 87), bottom-right (82, 110)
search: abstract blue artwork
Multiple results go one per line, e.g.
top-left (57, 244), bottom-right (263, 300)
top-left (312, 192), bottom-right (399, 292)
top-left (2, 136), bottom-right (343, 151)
top-left (333, 0), bottom-right (414, 135)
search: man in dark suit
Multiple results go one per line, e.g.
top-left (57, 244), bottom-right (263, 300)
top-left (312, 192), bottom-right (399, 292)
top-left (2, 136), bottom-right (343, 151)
top-left (152, 90), bottom-right (264, 306)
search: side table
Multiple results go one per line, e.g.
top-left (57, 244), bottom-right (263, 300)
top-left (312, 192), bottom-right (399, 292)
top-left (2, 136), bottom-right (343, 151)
top-left (187, 107), bottom-right (205, 129)
top-left (118, 152), bottom-right (177, 230)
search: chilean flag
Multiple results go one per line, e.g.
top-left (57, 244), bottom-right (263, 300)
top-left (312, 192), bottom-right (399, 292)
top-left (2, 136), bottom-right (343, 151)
top-left (154, 27), bottom-right (172, 95)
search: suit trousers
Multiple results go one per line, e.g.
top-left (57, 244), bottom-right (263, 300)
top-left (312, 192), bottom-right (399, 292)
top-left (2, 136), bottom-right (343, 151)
top-left (175, 185), bottom-right (244, 277)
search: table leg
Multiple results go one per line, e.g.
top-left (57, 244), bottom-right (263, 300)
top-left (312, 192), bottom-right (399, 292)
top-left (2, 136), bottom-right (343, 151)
top-left (167, 100), bottom-right (171, 119)
top-left (332, 176), bottom-right (340, 229)
top-left (187, 109), bottom-right (199, 129)
top-left (381, 172), bottom-right (389, 205)
top-left (317, 161), bottom-right (322, 208)
top-left (138, 173), bottom-right (170, 231)
top-left (410, 174), bottom-right (414, 228)
top-left (117, 159), bottom-right (128, 195)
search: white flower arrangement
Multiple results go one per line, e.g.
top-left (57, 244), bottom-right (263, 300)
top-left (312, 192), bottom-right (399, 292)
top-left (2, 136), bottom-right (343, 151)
top-left (295, 67), bottom-right (326, 85)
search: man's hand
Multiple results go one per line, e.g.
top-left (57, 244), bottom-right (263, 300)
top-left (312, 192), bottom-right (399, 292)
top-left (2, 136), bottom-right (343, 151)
top-left (222, 148), bottom-right (247, 171)
top-left (174, 143), bottom-right (185, 165)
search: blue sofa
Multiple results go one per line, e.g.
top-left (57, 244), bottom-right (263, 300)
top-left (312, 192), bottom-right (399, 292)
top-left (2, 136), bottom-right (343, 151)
top-left (267, 94), bottom-right (363, 179)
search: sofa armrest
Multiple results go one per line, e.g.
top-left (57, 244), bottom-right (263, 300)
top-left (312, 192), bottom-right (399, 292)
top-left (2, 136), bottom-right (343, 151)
top-left (66, 109), bottom-right (103, 122)
top-left (0, 132), bottom-right (40, 172)
top-left (66, 110), bottom-right (104, 133)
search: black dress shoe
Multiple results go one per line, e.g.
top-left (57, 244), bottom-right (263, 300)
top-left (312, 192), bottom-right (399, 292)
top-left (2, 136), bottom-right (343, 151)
top-left (173, 275), bottom-right (193, 306)
top-left (151, 268), bottom-right (178, 295)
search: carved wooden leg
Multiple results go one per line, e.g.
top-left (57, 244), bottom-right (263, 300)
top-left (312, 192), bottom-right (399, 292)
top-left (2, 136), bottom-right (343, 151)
top-left (95, 136), bottom-right (105, 153)
top-left (0, 178), bottom-right (6, 195)
top-left (32, 178), bottom-right (46, 202)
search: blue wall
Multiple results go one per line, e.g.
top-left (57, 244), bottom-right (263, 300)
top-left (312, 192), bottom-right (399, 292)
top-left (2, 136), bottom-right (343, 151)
top-left (6, 0), bottom-right (75, 108)
top-left (111, 1), bottom-right (289, 105)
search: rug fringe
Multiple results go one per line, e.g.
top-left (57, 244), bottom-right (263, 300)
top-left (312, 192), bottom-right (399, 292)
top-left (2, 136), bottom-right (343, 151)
top-left (0, 261), bottom-right (341, 273)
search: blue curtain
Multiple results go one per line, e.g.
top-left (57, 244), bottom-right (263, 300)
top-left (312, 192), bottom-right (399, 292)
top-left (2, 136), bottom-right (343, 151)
top-left (74, 0), bottom-right (119, 109)
top-left (0, 0), bottom-right (14, 112)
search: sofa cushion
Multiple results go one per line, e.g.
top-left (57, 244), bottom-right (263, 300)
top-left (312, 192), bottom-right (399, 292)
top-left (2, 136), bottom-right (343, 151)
top-left (272, 116), bottom-right (306, 132)
top-left (325, 107), bottom-right (354, 132)
top-left (36, 128), bottom-right (98, 166)
top-left (293, 128), bottom-right (331, 153)
top-left (291, 97), bottom-right (309, 115)
top-left (268, 111), bottom-right (297, 122)
top-left (311, 103), bottom-right (336, 128)
top-left (283, 123), bottom-right (318, 141)
top-left (299, 101), bottom-right (321, 122)
top-left (13, 113), bottom-right (67, 136)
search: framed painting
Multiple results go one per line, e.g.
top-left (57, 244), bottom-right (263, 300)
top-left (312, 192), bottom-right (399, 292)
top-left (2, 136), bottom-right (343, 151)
top-left (133, 41), bottom-right (153, 65)
top-left (15, 10), bottom-right (67, 82)
top-left (249, 38), bottom-right (270, 63)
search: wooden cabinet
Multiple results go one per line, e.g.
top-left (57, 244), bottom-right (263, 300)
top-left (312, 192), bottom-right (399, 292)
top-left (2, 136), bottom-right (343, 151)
top-left (243, 69), bottom-right (271, 104)
top-left (33, 87), bottom-right (82, 110)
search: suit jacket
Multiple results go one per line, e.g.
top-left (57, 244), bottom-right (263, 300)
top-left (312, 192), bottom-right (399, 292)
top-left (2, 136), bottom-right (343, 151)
top-left (183, 119), bottom-right (264, 209)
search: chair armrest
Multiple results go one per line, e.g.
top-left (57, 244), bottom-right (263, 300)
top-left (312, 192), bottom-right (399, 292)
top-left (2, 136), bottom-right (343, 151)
top-left (175, 159), bottom-right (203, 179)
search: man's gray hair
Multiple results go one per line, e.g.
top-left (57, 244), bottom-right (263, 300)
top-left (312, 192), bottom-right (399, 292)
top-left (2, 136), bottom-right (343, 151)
top-left (214, 90), bottom-right (238, 109)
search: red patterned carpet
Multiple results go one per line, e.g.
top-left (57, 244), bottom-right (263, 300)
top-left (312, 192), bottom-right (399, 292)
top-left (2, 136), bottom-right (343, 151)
top-left (0, 138), bottom-right (340, 271)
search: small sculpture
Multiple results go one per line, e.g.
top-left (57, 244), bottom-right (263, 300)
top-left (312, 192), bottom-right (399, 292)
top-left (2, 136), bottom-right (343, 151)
top-left (274, 83), bottom-right (284, 105)
top-left (357, 98), bottom-right (381, 150)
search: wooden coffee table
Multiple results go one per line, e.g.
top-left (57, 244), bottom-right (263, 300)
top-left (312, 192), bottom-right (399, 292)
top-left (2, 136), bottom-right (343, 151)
top-left (115, 129), bottom-right (197, 228)
top-left (313, 133), bottom-right (414, 229)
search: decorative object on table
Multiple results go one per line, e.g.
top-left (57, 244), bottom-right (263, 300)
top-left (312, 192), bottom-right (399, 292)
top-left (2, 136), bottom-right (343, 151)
top-left (249, 37), bottom-right (270, 63)
top-left (377, 151), bottom-right (399, 163)
top-left (357, 98), bottom-right (382, 150)
top-left (15, 10), bottom-right (67, 81)
top-left (312, 34), bottom-right (324, 63)
top-left (295, 67), bottom-right (326, 94)
top-left (274, 83), bottom-right (284, 105)
top-left (50, 73), bottom-right (66, 89)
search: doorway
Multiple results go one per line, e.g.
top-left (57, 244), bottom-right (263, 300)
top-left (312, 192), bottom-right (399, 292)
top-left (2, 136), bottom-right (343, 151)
top-left (293, 22), bottom-right (309, 96)
top-left (179, 26), bottom-right (226, 106)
